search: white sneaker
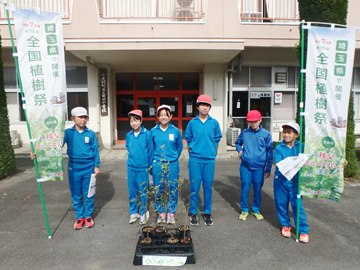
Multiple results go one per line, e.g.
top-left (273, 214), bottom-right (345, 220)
top-left (167, 213), bottom-right (176, 225)
top-left (157, 213), bottom-right (166, 224)
top-left (129, 213), bottom-right (140, 224)
top-left (140, 211), bottom-right (149, 225)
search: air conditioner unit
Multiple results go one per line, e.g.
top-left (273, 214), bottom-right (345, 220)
top-left (176, 9), bottom-right (194, 21)
top-left (10, 130), bottom-right (21, 148)
top-left (177, 0), bottom-right (193, 8)
top-left (242, 12), bottom-right (262, 22)
top-left (226, 128), bottom-right (241, 147)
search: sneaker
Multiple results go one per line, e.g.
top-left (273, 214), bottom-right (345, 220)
top-left (157, 213), bottom-right (166, 224)
top-left (85, 217), bottom-right (94, 228)
top-left (251, 212), bottom-right (264, 220)
top-left (281, 226), bottom-right (291, 238)
top-left (203, 214), bottom-right (213, 226)
top-left (239, 212), bottom-right (248, 221)
top-left (129, 213), bottom-right (140, 224)
top-left (189, 215), bottom-right (198, 226)
top-left (299, 234), bottom-right (310, 243)
top-left (167, 213), bottom-right (176, 225)
top-left (140, 211), bottom-right (149, 225)
top-left (73, 218), bottom-right (85, 230)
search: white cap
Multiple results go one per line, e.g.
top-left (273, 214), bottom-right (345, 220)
top-left (71, 107), bottom-right (88, 117)
top-left (157, 104), bottom-right (171, 113)
top-left (282, 121), bottom-right (300, 134)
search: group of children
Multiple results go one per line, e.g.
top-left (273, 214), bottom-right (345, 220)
top-left (125, 95), bottom-right (221, 227)
top-left (63, 97), bottom-right (309, 243)
top-left (235, 110), bottom-right (309, 243)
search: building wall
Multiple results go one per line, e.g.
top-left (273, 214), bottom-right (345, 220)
top-left (1, 0), bottom-right (360, 149)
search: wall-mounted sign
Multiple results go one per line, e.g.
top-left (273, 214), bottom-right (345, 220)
top-left (275, 72), bottom-right (287, 83)
top-left (274, 92), bottom-right (282, 104)
top-left (250, 92), bottom-right (271, 99)
top-left (99, 68), bottom-right (108, 116)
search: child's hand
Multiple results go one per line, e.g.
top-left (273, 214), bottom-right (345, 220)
top-left (238, 151), bottom-right (242, 159)
top-left (94, 167), bottom-right (100, 177)
top-left (264, 172), bottom-right (270, 178)
top-left (30, 152), bottom-right (36, 160)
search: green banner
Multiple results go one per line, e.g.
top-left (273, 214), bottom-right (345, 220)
top-left (14, 9), bottom-right (66, 181)
top-left (301, 25), bottom-right (356, 201)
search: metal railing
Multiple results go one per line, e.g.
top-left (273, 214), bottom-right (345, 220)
top-left (97, 0), bottom-right (206, 22)
top-left (0, 0), bottom-right (72, 20)
top-left (240, 0), bottom-right (299, 23)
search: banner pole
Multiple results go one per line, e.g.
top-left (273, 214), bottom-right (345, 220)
top-left (296, 20), bottom-right (306, 243)
top-left (4, 3), bottom-right (52, 239)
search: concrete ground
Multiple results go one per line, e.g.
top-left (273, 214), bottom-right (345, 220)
top-left (0, 148), bottom-right (359, 270)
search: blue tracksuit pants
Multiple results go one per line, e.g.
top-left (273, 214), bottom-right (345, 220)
top-left (274, 177), bottom-right (309, 233)
top-left (68, 161), bottom-right (95, 220)
top-left (240, 164), bottom-right (264, 213)
top-left (188, 161), bottom-right (215, 215)
top-left (152, 160), bottom-right (179, 214)
top-left (127, 168), bottom-right (149, 216)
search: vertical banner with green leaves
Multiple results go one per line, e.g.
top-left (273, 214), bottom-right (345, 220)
top-left (301, 26), bottom-right (356, 201)
top-left (14, 9), bottom-right (66, 181)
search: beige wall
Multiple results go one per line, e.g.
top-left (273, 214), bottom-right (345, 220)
top-left (1, 0), bottom-right (360, 148)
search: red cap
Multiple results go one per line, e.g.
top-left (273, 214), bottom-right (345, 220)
top-left (246, 110), bottom-right (262, 121)
top-left (196, 95), bottom-right (212, 106)
top-left (128, 109), bottom-right (142, 118)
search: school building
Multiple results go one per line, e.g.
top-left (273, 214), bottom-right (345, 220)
top-left (1, 0), bottom-right (360, 151)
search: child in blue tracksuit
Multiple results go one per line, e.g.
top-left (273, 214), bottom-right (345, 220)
top-left (63, 107), bottom-right (100, 230)
top-left (274, 122), bottom-right (309, 243)
top-left (185, 95), bottom-right (222, 226)
top-left (126, 109), bottom-right (153, 225)
top-left (236, 110), bottom-right (273, 221)
top-left (150, 105), bottom-right (183, 225)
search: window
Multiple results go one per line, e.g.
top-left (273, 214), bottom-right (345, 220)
top-left (250, 67), bottom-right (271, 87)
top-left (67, 92), bottom-right (88, 121)
top-left (354, 91), bottom-right (360, 121)
top-left (66, 66), bottom-right (87, 88)
top-left (233, 67), bottom-right (249, 87)
top-left (287, 67), bottom-right (297, 88)
top-left (352, 67), bottom-right (360, 89)
top-left (3, 67), bottom-right (17, 89)
top-left (116, 73), bottom-right (133, 91)
top-left (66, 66), bottom-right (88, 120)
top-left (182, 73), bottom-right (200, 90)
top-left (232, 91), bottom-right (249, 117)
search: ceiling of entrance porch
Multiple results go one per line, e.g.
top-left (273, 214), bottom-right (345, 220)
top-left (67, 49), bottom-right (241, 71)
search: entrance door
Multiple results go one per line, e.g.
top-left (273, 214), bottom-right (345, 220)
top-left (115, 72), bottom-right (199, 142)
top-left (134, 95), bottom-right (181, 132)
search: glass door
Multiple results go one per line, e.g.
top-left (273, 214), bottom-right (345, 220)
top-left (159, 96), bottom-right (180, 130)
top-left (115, 72), bottom-right (199, 142)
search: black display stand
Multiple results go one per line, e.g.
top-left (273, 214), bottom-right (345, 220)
top-left (133, 226), bottom-right (196, 266)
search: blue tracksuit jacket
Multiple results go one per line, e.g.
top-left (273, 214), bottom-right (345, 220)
top-left (151, 123), bottom-right (183, 162)
top-left (63, 125), bottom-right (100, 219)
top-left (185, 115), bottom-right (222, 163)
top-left (185, 114), bottom-right (222, 216)
top-left (64, 125), bottom-right (100, 167)
top-left (235, 125), bottom-right (273, 173)
top-left (273, 140), bottom-right (309, 233)
top-left (125, 126), bottom-right (153, 215)
top-left (126, 126), bottom-right (154, 171)
top-left (150, 123), bottom-right (183, 213)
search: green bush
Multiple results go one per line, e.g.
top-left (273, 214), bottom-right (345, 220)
top-left (0, 37), bottom-right (16, 179)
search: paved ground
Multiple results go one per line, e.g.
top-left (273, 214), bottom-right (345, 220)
top-left (0, 148), bottom-right (359, 270)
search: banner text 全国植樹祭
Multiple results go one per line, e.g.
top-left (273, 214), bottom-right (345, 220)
top-left (301, 25), bottom-right (356, 201)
